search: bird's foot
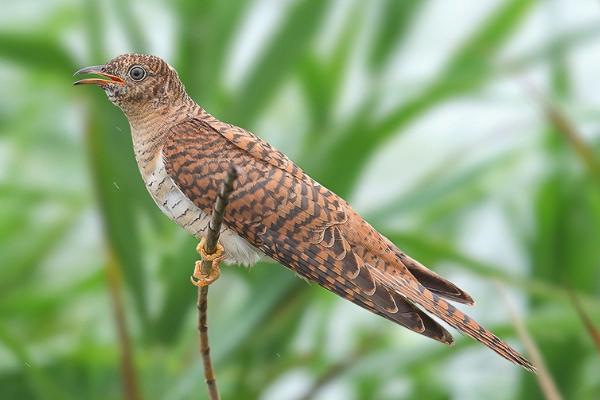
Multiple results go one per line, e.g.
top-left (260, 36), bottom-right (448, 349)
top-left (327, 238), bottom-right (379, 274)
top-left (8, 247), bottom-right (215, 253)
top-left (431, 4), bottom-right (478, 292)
top-left (191, 260), bottom-right (221, 287)
top-left (191, 237), bottom-right (225, 287)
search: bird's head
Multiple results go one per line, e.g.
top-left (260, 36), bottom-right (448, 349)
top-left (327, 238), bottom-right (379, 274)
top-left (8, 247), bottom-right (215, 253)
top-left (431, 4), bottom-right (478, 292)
top-left (74, 53), bottom-right (186, 117)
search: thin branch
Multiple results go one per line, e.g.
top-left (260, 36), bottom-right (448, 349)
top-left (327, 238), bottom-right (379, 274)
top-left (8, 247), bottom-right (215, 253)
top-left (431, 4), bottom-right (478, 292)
top-left (495, 282), bottom-right (562, 400)
top-left (544, 99), bottom-right (600, 180)
top-left (202, 166), bottom-right (238, 265)
top-left (197, 165), bottom-right (238, 400)
top-left (568, 289), bottom-right (600, 354)
top-left (523, 83), bottom-right (600, 181)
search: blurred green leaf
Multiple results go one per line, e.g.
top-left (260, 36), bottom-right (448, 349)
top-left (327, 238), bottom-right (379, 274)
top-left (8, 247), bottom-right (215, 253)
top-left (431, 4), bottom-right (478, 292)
top-left (369, 150), bottom-right (522, 222)
top-left (368, 0), bottom-right (422, 70)
top-left (151, 236), bottom-right (198, 344)
top-left (0, 32), bottom-right (75, 73)
top-left (0, 271), bottom-right (102, 316)
top-left (230, 0), bottom-right (329, 126)
top-left (2, 0), bottom-right (600, 398)
top-left (298, 1), bottom-right (365, 145)
top-left (175, 0), bottom-right (251, 101)
top-left (317, 0), bottom-right (536, 195)
top-left (0, 326), bottom-right (69, 400)
top-left (0, 211), bottom-right (79, 294)
top-left (112, 0), bottom-right (148, 52)
top-left (85, 105), bottom-right (151, 326)
top-left (384, 230), bottom-right (600, 309)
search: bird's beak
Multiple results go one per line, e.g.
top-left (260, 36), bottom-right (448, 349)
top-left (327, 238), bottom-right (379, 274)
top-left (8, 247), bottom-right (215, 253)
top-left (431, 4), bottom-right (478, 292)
top-left (73, 65), bottom-right (125, 86)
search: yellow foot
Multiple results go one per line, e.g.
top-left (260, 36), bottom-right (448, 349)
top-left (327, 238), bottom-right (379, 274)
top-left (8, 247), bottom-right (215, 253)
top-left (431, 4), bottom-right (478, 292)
top-left (190, 237), bottom-right (225, 287)
top-left (190, 260), bottom-right (221, 287)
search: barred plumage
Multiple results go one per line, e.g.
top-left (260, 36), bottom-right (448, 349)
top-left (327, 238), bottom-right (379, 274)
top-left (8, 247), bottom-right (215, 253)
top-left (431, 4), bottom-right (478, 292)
top-left (75, 53), bottom-right (535, 372)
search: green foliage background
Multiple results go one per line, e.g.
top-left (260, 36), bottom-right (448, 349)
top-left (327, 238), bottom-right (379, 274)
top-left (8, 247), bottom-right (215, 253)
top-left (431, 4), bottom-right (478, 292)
top-left (1, 0), bottom-right (599, 399)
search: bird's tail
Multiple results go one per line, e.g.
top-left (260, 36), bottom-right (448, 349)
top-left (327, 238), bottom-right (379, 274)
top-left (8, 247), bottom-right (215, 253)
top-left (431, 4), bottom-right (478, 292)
top-left (369, 266), bottom-right (536, 372)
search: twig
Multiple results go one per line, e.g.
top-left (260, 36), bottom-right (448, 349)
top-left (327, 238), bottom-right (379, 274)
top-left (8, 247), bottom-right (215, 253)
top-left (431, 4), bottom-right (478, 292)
top-left (197, 165), bottom-right (238, 400)
top-left (567, 289), bottom-right (600, 354)
top-left (495, 281), bottom-right (562, 400)
top-left (523, 83), bottom-right (600, 181)
top-left (543, 99), bottom-right (600, 180)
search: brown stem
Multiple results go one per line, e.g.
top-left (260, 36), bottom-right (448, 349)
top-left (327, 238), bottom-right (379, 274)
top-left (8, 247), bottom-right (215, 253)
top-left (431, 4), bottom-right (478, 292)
top-left (544, 99), bottom-right (600, 180)
top-left (523, 82), bottom-right (600, 181)
top-left (106, 247), bottom-right (142, 400)
top-left (568, 289), bottom-right (600, 354)
top-left (197, 165), bottom-right (238, 400)
top-left (83, 107), bottom-right (142, 400)
top-left (495, 282), bottom-right (562, 400)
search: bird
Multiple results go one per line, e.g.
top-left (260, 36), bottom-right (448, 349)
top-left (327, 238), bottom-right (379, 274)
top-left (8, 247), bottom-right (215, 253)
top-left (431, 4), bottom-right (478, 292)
top-left (74, 53), bottom-right (535, 372)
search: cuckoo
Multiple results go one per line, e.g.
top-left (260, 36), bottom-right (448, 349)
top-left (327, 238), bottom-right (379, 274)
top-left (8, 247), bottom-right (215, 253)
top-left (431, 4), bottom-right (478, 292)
top-left (75, 54), bottom-right (534, 371)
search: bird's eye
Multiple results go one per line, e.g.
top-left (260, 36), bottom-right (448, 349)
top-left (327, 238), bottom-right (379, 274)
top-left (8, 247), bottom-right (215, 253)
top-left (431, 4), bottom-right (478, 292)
top-left (128, 66), bottom-right (146, 81)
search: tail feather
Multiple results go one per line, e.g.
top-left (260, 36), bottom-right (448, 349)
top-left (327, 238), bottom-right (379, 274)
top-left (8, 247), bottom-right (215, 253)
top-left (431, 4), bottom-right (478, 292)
top-left (389, 291), bottom-right (454, 345)
top-left (373, 290), bottom-right (454, 345)
top-left (289, 251), bottom-right (454, 345)
top-left (276, 227), bottom-right (534, 371)
top-left (370, 267), bottom-right (536, 372)
top-left (398, 252), bottom-right (475, 305)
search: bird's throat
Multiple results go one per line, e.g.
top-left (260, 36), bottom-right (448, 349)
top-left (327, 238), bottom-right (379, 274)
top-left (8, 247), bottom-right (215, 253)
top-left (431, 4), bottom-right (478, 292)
top-left (128, 101), bottom-right (199, 177)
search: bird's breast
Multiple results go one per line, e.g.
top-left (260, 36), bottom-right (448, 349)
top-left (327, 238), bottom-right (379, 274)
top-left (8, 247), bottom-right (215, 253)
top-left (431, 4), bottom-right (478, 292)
top-left (140, 151), bottom-right (262, 266)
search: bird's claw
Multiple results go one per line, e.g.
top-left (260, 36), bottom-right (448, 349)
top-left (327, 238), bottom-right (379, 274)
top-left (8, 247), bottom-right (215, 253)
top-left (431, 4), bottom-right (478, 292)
top-left (196, 237), bottom-right (225, 262)
top-left (191, 237), bottom-right (225, 287)
top-left (191, 260), bottom-right (221, 287)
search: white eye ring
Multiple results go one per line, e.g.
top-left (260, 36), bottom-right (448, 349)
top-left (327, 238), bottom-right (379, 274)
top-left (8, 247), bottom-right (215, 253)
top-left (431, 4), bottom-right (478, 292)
top-left (128, 65), bottom-right (147, 81)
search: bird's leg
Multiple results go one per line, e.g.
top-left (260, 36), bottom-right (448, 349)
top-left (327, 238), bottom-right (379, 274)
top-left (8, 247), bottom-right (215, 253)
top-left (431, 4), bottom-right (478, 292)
top-left (191, 237), bottom-right (225, 287)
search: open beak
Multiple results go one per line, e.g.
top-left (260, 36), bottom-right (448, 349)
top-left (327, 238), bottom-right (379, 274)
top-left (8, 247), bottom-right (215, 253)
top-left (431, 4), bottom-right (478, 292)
top-left (73, 65), bottom-right (125, 86)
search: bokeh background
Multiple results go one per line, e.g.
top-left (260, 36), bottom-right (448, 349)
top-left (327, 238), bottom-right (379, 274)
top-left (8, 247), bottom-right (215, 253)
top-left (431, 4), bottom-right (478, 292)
top-left (1, 0), bottom-right (600, 399)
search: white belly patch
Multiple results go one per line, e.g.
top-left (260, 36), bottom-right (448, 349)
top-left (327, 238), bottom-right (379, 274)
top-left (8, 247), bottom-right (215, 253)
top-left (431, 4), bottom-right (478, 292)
top-left (142, 154), bottom-right (263, 266)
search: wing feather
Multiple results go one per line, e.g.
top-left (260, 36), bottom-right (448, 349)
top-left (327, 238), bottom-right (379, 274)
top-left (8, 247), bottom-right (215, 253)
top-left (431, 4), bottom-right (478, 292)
top-left (162, 118), bottom-right (533, 370)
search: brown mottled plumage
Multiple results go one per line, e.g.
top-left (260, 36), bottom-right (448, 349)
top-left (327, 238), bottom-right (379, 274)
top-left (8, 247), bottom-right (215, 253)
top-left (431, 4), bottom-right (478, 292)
top-left (75, 54), bottom-right (535, 371)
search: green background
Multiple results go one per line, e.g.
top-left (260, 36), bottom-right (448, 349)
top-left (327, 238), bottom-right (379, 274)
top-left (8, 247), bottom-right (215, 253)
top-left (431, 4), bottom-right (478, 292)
top-left (1, 0), bottom-right (599, 399)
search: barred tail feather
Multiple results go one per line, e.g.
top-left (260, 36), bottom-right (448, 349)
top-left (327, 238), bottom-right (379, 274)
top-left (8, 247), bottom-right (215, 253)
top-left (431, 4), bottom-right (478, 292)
top-left (370, 267), bottom-right (536, 372)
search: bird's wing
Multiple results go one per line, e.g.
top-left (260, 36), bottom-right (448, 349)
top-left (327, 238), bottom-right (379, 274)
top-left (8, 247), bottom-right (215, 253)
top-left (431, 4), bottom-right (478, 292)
top-left (200, 112), bottom-right (308, 181)
top-left (163, 118), bottom-right (534, 371)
